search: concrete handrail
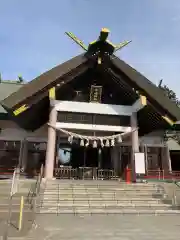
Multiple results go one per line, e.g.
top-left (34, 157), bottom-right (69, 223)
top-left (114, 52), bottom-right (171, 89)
top-left (3, 167), bottom-right (20, 239)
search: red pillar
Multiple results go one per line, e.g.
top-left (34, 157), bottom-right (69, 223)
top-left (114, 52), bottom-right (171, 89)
top-left (126, 167), bottom-right (131, 183)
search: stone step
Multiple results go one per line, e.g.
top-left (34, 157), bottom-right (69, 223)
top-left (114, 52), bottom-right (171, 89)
top-left (38, 181), bottom-right (171, 215)
top-left (47, 187), bottom-right (159, 191)
top-left (43, 190), bottom-right (160, 195)
top-left (0, 198), bottom-right (30, 205)
top-left (42, 193), bottom-right (165, 198)
top-left (39, 209), bottom-right (172, 215)
top-left (41, 197), bottom-right (162, 202)
top-left (44, 188), bottom-right (163, 191)
top-left (45, 181), bottom-right (155, 186)
top-left (42, 197), bottom-right (165, 202)
top-left (0, 209), bottom-right (32, 213)
top-left (0, 199), bottom-right (28, 205)
top-left (45, 185), bottom-right (157, 189)
top-left (42, 193), bottom-right (162, 199)
top-left (44, 186), bottom-right (159, 189)
top-left (45, 185), bottom-right (158, 189)
top-left (40, 206), bottom-right (172, 212)
top-left (38, 208), bottom-right (180, 215)
top-left (45, 184), bottom-right (158, 187)
top-left (40, 200), bottom-right (161, 205)
top-left (43, 189), bottom-right (163, 193)
top-left (40, 202), bottom-right (171, 207)
top-left (0, 187), bottom-right (11, 190)
top-left (45, 188), bottom-right (158, 190)
top-left (0, 193), bottom-right (29, 197)
top-left (41, 196), bottom-right (163, 200)
top-left (37, 207), bottom-right (176, 214)
top-left (0, 204), bottom-right (31, 212)
top-left (43, 192), bottom-right (165, 195)
top-left (0, 203), bottom-right (30, 207)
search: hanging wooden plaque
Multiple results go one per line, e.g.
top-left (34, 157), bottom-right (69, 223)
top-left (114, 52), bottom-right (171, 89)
top-left (89, 85), bottom-right (102, 103)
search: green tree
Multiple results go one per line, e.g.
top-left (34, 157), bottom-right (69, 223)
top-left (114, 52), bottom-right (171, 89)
top-left (158, 79), bottom-right (180, 106)
top-left (158, 80), bottom-right (180, 143)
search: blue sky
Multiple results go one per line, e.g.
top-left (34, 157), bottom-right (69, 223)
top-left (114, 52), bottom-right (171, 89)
top-left (1, 0), bottom-right (180, 95)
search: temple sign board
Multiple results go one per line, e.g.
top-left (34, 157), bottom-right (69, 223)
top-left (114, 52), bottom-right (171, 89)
top-left (134, 152), bottom-right (145, 174)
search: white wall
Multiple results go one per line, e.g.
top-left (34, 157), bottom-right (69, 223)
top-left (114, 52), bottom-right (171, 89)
top-left (139, 131), bottom-right (164, 145)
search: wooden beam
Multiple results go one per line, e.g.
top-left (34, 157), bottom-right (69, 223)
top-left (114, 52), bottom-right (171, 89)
top-left (49, 87), bottom-right (56, 100)
top-left (132, 95), bottom-right (147, 112)
top-left (55, 122), bottom-right (131, 132)
top-left (13, 104), bottom-right (29, 116)
top-left (53, 100), bottom-right (133, 116)
top-left (162, 116), bottom-right (175, 126)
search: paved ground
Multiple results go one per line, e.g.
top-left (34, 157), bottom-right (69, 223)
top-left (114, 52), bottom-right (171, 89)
top-left (1, 214), bottom-right (180, 239)
top-left (0, 211), bottom-right (34, 239)
top-left (162, 182), bottom-right (180, 205)
top-left (0, 180), bottom-right (180, 239)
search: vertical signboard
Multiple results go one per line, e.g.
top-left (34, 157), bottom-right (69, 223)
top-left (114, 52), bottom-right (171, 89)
top-left (135, 152), bottom-right (145, 174)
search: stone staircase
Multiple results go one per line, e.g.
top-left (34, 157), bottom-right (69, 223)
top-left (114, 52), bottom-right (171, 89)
top-left (0, 179), bottom-right (36, 213)
top-left (37, 180), bottom-right (180, 215)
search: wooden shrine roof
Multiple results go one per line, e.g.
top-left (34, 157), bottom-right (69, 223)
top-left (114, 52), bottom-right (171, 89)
top-left (1, 54), bottom-right (180, 134)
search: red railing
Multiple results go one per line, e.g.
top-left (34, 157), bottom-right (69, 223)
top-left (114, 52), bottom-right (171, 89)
top-left (0, 167), bottom-right (15, 177)
top-left (145, 170), bottom-right (180, 181)
top-left (0, 166), bottom-right (42, 178)
top-left (1, 165), bottom-right (180, 182)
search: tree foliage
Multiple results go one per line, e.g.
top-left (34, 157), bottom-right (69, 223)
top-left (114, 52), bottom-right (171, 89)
top-left (158, 80), bottom-right (180, 143)
top-left (158, 80), bottom-right (180, 106)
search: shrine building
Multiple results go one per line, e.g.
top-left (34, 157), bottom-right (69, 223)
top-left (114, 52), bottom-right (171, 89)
top-left (1, 29), bottom-right (180, 181)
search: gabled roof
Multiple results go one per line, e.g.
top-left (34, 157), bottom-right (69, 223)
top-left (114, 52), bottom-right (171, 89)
top-left (111, 57), bottom-right (180, 121)
top-left (0, 81), bottom-right (24, 114)
top-left (1, 54), bottom-right (88, 110)
top-left (1, 54), bottom-right (180, 133)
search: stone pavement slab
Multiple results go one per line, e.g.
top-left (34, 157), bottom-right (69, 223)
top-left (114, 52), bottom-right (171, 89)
top-left (2, 214), bottom-right (180, 240)
top-left (0, 211), bottom-right (34, 239)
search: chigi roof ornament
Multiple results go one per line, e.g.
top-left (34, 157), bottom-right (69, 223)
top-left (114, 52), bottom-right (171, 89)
top-left (65, 28), bottom-right (131, 65)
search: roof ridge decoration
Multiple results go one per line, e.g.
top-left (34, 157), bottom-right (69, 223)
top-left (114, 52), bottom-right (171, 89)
top-left (0, 73), bottom-right (25, 84)
top-left (65, 28), bottom-right (131, 64)
top-left (0, 80), bottom-right (25, 85)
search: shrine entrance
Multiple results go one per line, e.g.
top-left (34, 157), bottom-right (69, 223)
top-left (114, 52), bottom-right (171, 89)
top-left (170, 151), bottom-right (180, 171)
top-left (55, 142), bottom-right (115, 180)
